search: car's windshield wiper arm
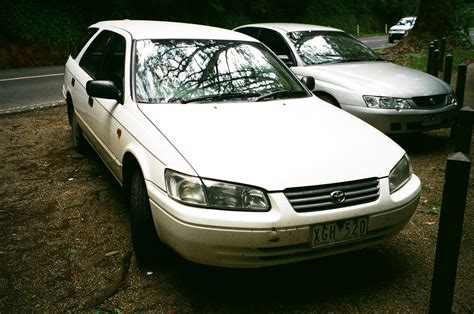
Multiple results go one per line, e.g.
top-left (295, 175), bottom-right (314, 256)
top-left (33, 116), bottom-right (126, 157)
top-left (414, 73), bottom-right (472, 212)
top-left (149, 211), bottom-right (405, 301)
top-left (256, 90), bottom-right (308, 102)
top-left (178, 92), bottom-right (259, 104)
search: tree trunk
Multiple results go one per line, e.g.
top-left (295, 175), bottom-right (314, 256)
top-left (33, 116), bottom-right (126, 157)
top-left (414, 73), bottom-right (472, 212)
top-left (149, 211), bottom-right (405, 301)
top-left (410, 0), bottom-right (456, 40)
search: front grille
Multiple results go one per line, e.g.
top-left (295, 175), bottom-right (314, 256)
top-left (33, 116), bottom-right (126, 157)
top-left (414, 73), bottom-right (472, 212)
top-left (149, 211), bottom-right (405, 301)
top-left (284, 178), bottom-right (380, 212)
top-left (412, 94), bottom-right (447, 108)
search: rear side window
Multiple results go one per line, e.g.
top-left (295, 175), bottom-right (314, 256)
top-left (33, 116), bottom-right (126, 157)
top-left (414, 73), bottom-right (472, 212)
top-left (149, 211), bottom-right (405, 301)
top-left (79, 30), bottom-right (113, 79)
top-left (71, 27), bottom-right (99, 59)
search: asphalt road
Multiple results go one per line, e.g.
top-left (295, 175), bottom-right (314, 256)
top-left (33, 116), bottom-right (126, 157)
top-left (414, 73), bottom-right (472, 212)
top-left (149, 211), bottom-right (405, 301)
top-left (359, 34), bottom-right (392, 49)
top-left (0, 65), bottom-right (64, 114)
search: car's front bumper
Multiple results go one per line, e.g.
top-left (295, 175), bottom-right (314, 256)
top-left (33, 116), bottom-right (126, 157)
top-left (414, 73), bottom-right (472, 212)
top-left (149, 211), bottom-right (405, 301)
top-left (146, 175), bottom-right (421, 268)
top-left (342, 104), bottom-right (459, 133)
top-left (389, 31), bottom-right (406, 39)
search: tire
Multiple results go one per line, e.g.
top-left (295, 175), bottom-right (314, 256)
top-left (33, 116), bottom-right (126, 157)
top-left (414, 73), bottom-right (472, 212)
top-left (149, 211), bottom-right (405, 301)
top-left (129, 169), bottom-right (169, 268)
top-left (71, 111), bottom-right (87, 153)
top-left (66, 95), bottom-right (73, 126)
top-left (388, 36), bottom-right (394, 43)
top-left (317, 93), bottom-right (340, 108)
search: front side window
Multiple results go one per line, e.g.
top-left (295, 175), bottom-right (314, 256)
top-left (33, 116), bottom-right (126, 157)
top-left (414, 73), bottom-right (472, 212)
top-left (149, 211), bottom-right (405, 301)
top-left (79, 30), bottom-right (113, 79)
top-left (135, 39), bottom-right (307, 104)
top-left (100, 34), bottom-right (126, 90)
top-left (289, 31), bottom-right (381, 65)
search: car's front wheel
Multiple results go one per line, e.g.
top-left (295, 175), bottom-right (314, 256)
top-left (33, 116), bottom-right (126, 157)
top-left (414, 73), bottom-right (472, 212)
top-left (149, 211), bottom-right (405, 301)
top-left (388, 35), bottom-right (394, 43)
top-left (129, 168), bottom-right (170, 268)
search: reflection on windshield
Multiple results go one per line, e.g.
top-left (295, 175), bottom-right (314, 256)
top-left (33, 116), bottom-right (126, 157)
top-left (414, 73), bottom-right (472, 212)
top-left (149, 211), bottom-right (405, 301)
top-left (397, 18), bottom-right (415, 25)
top-left (289, 31), bottom-right (381, 65)
top-left (135, 39), bottom-right (306, 103)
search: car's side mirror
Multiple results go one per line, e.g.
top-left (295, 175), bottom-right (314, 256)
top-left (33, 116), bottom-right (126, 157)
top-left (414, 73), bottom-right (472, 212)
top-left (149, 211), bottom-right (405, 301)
top-left (301, 76), bottom-right (315, 91)
top-left (86, 80), bottom-right (123, 103)
top-left (277, 54), bottom-right (295, 67)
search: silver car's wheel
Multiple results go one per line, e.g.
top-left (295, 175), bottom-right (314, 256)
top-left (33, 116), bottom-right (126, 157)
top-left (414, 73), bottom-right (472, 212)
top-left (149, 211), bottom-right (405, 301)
top-left (71, 111), bottom-right (87, 153)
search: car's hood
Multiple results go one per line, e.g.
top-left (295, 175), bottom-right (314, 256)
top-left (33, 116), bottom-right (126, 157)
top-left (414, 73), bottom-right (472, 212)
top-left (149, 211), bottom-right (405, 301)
top-left (293, 62), bottom-right (451, 98)
top-left (139, 97), bottom-right (405, 191)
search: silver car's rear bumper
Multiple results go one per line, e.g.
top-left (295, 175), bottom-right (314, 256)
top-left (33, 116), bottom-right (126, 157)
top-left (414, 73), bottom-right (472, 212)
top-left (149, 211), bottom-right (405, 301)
top-left (342, 104), bottom-right (459, 133)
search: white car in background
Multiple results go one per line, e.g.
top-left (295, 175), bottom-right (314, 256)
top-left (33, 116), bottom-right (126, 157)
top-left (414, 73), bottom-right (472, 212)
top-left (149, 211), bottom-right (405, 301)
top-left (234, 23), bottom-right (458, 134)
top-left (63, 20), bottom-right (421, 268)
top-left (388, 16), bottom-right (416, 43)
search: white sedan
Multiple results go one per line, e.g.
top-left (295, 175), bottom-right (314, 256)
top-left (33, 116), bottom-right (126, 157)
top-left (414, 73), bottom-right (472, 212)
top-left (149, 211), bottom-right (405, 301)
top-left (234, 23), bottom-right (459, 134)
top-left (63, 20), bottom-right (421, 268)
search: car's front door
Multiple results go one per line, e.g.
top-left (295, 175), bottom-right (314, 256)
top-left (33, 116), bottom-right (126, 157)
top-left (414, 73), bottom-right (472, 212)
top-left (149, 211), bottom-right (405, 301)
top-left (75, 30), bottom-right (127, 179)
top-left (73, 29), bottom-right (113, 137)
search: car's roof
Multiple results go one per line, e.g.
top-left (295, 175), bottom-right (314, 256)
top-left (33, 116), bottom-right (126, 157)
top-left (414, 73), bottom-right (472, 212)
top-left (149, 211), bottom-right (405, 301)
top-left (235, 23), bottom-right (343, 33)
top-left (91, 20), bottom-right (258, 41)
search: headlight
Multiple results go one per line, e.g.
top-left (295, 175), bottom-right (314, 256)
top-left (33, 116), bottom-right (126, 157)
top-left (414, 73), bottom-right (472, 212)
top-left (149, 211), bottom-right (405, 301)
top-left (447, 94), bottom-right (457, 106)
top-left (165, 169), bottom-right (206, 206)
top-left (165, 169), bottom-right (270, 211)
top-left (363, 96), bottom-right (412, 110)
top-left (389, 154), bottom-right (412, 193)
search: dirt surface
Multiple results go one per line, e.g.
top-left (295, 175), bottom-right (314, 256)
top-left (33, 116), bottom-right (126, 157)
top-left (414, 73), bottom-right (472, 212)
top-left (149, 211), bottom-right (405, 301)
top-left (0, 105), bottom-right (473, 312)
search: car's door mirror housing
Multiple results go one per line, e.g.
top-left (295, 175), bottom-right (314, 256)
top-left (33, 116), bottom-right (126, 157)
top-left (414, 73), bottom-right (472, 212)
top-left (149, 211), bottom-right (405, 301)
top-left (301, 76), bottom-right (315, 91)
top-left (86, 80), bottom-right (123, 103)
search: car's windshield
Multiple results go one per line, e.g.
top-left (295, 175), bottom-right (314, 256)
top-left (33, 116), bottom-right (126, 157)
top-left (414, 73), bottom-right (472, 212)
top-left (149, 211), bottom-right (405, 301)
top-left (397, 18), bottom-right (415, 26)
top-left (135, 39), bottom-right (308, 103)
top-left (288, 31), bottom-right (381, 65)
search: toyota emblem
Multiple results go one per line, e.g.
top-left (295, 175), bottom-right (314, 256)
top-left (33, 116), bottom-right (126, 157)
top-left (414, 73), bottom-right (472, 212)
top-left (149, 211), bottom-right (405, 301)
top-left (429, 97), bottom-right (436, 105)
top-left (330, 190), bottom-right (346, 203)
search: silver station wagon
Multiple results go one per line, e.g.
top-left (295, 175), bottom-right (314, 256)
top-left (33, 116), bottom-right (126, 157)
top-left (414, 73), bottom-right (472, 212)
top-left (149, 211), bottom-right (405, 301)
top-left (63, 20), bottom-right (421, 268)
top-left (234, 23), bottom-right (459, 134)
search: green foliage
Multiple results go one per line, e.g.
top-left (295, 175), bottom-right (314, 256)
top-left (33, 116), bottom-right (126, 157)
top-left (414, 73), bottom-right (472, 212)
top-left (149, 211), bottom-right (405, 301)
top-left (0, 0), bottom-right (470, 67)
top-left (392, 47), bottom-right (474, 71)
top-left (1, 0), bottom-right (86, 56)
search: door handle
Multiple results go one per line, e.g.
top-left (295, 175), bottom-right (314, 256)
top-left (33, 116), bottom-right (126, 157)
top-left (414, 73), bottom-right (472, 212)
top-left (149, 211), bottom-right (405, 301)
top-left (88, 97), bottom-right (93, 107)
top-left (71, 77), bottom-right (75, 87)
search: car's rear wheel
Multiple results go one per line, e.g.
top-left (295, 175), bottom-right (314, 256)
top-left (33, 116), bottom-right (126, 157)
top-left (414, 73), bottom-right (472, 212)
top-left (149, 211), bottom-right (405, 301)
top-left (129, 168), bottom-right (170, 268)
top-left (71, 111), bottom-right (87, 153)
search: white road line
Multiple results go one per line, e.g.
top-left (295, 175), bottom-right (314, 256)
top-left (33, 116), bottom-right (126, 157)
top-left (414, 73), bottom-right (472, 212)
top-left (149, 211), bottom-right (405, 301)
top-left (0, 73), bottom-right (64, 82)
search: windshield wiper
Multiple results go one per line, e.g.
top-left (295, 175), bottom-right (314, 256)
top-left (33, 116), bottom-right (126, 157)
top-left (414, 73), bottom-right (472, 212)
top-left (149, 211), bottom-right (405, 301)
top-left (342, 58), bottom-right (371, 62)
top-left (326, 58), bottom-right (381, 64)
top-left (256, 90), bottom-right (308, 102)
top-left (178, 92), bottom-right (260, 104)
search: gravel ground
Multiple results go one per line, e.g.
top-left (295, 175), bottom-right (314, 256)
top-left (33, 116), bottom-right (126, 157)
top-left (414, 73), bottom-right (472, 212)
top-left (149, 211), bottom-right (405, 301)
top-left (0, 105), bottom-right (472, 312)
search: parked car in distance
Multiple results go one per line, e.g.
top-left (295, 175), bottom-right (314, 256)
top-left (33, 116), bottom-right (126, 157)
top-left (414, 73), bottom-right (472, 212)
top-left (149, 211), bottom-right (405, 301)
top-left (388, 16), bottom-right (416, 43)
top-left (63, 20), bottom-right (421, 268)
top-left (234, 23), bottom-right (458, 134)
